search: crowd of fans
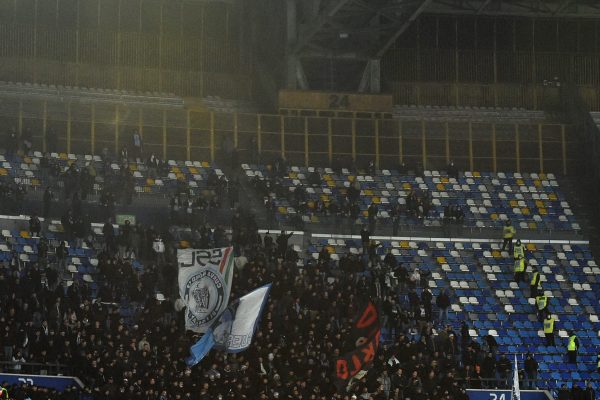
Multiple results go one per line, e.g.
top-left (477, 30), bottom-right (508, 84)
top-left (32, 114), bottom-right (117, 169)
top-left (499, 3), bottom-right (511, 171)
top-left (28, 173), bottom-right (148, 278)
top-left (0, 135), bottom-right (596, 400)
top-left (251, 159), bottom-right (465, 234)
top-left (0, 208), bottom-right (471, 400)
top-left (5, 195), bottom-right (585, 400)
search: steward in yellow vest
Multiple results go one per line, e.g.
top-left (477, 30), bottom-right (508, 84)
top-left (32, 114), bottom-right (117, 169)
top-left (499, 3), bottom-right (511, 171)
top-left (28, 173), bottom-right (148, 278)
top-left (567, 331), bottom-right (579, 364)
top-left (514, 257), bottom-right (526, 283)
top-left (513, 239), bottom-right (525, 260)
top-left (543, 314), bottom-right (555, 346)
top-left (530, 268), bottom-right (541, 298)
top-left (502, 221), bottom-right (516, 253)
top-left (535, 295), bottom-right (549, 321)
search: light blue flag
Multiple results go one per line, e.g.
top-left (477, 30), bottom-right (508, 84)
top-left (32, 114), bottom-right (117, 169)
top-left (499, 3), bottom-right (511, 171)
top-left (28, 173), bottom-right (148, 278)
top-left (511, 355), bottom-right (521, 400)
top-left (213, 284), bottom-right (271, 353)
top-left (185, 329), bottom-right (216, 367)
top-left (185, 284), bottom-right (271, 366)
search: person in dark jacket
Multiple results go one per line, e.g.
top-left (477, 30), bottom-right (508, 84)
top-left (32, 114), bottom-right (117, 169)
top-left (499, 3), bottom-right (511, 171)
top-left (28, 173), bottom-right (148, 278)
top-left (583, 382), bottom-right (595, 400)
top-left (436, 289), bottom-right (451, 325)
top-left (276, 230), bottom-right (293, 260)
top-left (421, 287), bottom-right (433, 321)
top-left (524, 353), bottom-right (538, 389)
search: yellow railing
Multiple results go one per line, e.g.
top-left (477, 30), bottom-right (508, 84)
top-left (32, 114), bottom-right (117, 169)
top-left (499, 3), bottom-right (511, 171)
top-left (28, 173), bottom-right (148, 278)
top-left (5, 99), bottom-right (576, 174)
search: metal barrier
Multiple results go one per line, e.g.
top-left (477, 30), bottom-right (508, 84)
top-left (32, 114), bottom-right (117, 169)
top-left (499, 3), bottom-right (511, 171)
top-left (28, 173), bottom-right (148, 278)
top-left (0, 99), bottom-right (576, 174)
top-left (0, 361), bottom-right (71, 376)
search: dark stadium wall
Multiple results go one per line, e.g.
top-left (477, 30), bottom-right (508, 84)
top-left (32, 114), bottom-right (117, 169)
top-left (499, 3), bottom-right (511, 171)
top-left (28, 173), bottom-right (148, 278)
top-left (0, 0), bottom-right (253, 99)
top-left (381, 14), bottom-right (600, 110)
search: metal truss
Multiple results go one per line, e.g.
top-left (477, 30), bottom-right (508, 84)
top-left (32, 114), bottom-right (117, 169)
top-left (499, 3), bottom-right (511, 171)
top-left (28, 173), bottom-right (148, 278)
top-left (427, 0), bottom-right (600, 18)
top-left (285, 0), bottom-right (600, 91)
top-left (288, 0), bottom-right (432, 91)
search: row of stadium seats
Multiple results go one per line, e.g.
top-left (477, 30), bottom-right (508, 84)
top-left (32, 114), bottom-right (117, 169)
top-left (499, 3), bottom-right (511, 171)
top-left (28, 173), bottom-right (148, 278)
top-left (308, 236), bottom-right (599, 389)
top-left (244, 164), bottom-right (579, 232)
top-left (0, 151), bottom-right (223, 196)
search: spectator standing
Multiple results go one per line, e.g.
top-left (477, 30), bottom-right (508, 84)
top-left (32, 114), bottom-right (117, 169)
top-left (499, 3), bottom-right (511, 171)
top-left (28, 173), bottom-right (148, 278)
top-left (56, 241), bottom-right (67, 270)
top-left (21, 127), bottom-right (32, 155)
top-left (276, 230), bottom-right (293, 260)
top-left (360, 225), bottom-right (370, 254)
top-left (584, 382), bottom-right (595, 400)
top-left (147, 153), bottom-right (159, 179)
top-left (557, 384), bottom-right (571, 400)
top-left (447, 161), bottom-right (458, 179)
top-left (436, 289), bottom-right (451, 325)
top-left (6, 127), bottom-right (17, 157)
top-left (119, 220), bottom-right (133, 259)
top-left (368, 202), bottom-right (378, 233)
top-left (42, 186), bottom-right (53, 219)
top-left (132, 131), bottom-right (143, 160)
top-left (29, 214), bottom-right (41, 237)
top-left (502, 220), bottom-right (516, 253)
top-left (11, 351), bottom-right (25, 371)
top-left (524, 353), bottom-right (538, 389)
top-left (496, 354), bottom-right (511, 388)
top-left (571, 384), bottom-right (584, 400)
top-left (544, 314), bottom-right (555, 346)
top-left (153, 235), bottom-right (166, 264)
top-left (421, 287), bottom-right (433, 321)
top-left (102, 220), bottom-right (115, 252)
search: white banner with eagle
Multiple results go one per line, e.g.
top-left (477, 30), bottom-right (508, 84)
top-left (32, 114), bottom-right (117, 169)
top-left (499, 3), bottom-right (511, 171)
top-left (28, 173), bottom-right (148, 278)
top-left (178, 247), bottom-right (235, 332)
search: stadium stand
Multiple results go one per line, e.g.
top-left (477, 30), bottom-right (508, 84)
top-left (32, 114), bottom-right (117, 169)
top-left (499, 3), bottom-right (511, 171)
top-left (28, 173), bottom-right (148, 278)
top-left (393, 105), bottom-right (546, 123)
top-left (243, 163), bottom-right (579, 233)
top-left (0, 151), bottom-right (224, 198)
top-left (1, 1), bottom-right (600, 398)
top-left (0, 81), bottom-right (185, 109)
top-left (308, 234), bottom-right (600, 390)
top-left (0, 132), bottom-right (596, 399)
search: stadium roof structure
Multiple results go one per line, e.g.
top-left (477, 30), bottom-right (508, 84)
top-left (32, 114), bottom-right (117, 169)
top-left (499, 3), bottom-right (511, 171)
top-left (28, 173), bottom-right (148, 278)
top-left (286, 0), bottom-right (600, 91)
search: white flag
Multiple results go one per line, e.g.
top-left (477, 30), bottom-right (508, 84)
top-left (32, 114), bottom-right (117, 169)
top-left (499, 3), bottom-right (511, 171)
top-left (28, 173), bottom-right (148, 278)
top-left (178, 247), bottom-right (235, 332)
top-left (511, 355), bottom-right (521, 400)
top-left (212, 284), bottom-right (271, 353)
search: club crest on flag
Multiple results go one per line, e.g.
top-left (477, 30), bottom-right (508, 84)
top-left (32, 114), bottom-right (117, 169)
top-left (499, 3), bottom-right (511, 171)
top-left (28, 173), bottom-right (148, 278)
top-left (184, 269), bottom-right (226, 326)
top-left (178, 247), bottom-right (235, 332)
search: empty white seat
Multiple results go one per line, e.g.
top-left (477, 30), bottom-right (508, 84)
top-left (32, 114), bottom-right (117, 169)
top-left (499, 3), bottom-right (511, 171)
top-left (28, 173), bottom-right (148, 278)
top-left (568, 298), bottom-right (578, 306)
top-left (558, 330), bottom-right (568, 338)
top-left (542, 266), bottom-right (552, 274)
